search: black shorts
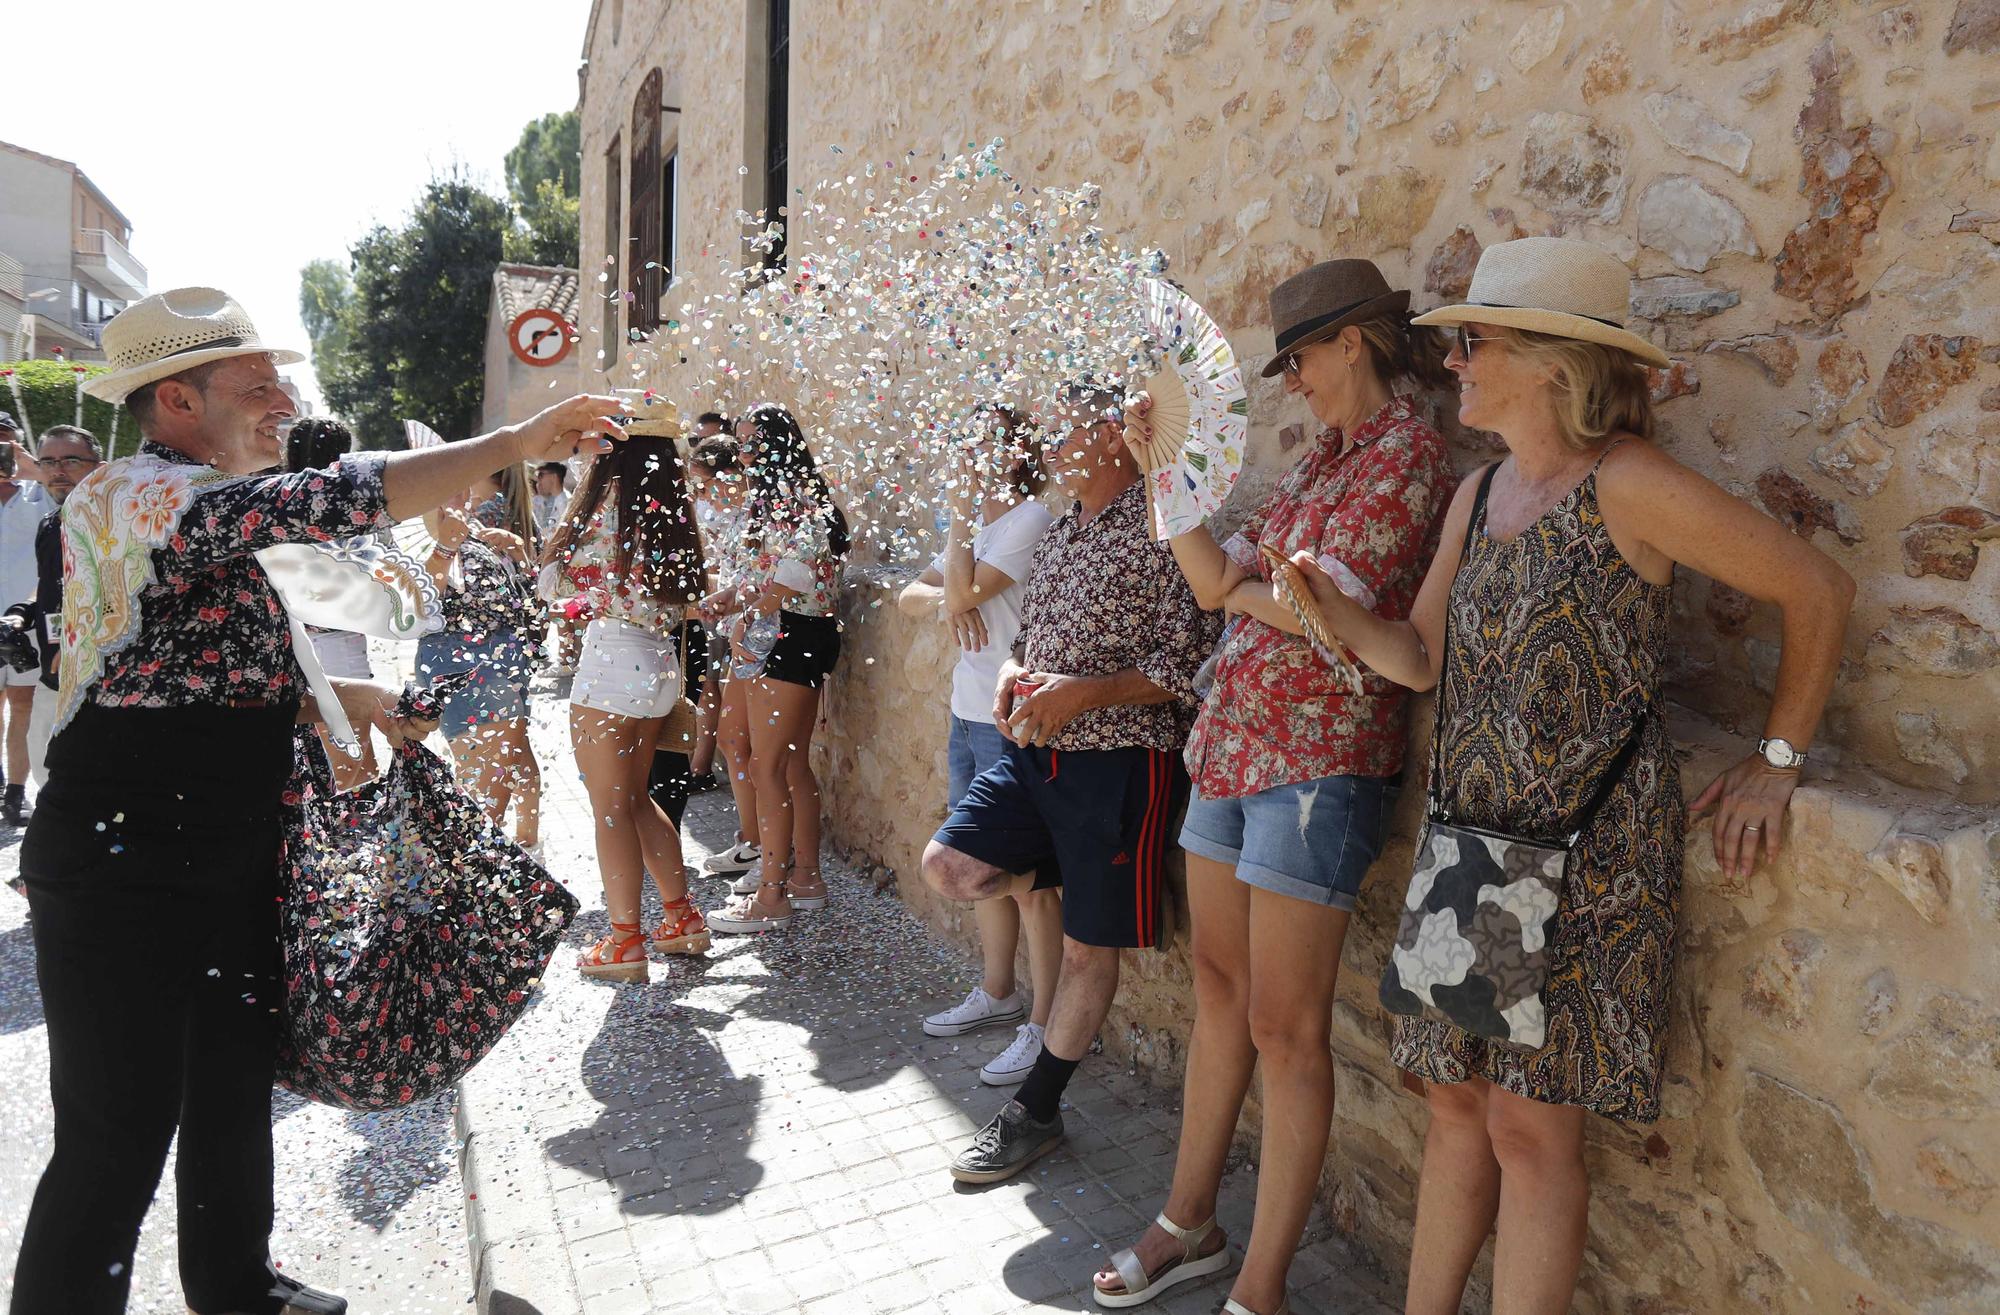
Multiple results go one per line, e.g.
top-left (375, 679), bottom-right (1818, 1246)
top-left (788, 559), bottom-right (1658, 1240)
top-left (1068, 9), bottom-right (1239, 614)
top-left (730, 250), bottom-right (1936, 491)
top-left (761, 610), bottom-right (841, 689)
top-left (933, 741), bottom-right (1188, 949)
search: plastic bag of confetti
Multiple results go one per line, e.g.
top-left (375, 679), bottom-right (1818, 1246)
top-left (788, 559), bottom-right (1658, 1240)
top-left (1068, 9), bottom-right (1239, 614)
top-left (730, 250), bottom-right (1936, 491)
top-left (275, 687), bottom-right (578, 1110)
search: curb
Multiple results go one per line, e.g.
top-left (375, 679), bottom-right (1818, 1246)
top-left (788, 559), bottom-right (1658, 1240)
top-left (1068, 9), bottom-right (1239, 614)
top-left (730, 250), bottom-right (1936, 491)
top-left (456, 1075), bottom-right (584, 1315)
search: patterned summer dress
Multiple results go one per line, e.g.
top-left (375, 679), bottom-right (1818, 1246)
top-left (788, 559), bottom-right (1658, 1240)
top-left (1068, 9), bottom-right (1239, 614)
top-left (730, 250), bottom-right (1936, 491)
top-left (1389, 451), bottom-right (1684, 1122)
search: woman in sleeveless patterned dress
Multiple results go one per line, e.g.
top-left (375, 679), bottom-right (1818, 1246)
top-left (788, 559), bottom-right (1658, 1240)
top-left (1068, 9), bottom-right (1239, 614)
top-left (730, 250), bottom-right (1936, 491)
top-left (1287, 239), bottom-right (1854, 1315)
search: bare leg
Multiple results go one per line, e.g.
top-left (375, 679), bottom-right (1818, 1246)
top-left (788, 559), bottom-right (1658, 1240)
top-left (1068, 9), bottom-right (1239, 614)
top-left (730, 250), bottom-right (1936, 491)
top-left (783, 692), bottom-right (827, 898)
top-left (740, 676), bottom-right (821, 917)
top-left (691, 665), bottom-right (721, 778)
top-left (5, 684), bottom-right (33, 785)
top-left (1487, 1089), bottom-right (1589, 1315)
top-left (620, 714), bottom-right (691, 906)
top-left (1404, 1077), bottom-right (1500, 1315)
top-left (497, 718), bottom-right (542, 846)
top-left (975, 898), bottom-right (1021, 1001)
top-left (716, 675), bottom-right (760, 849)
top-left (1015, 888), bottom-right (1063, 1026)
top-left (1231, 890), bottom-right (1351, 1311)
top-left (1095, 855), bottom-right (1249, 1299)
top-left (1041, 937), bottom-right (1119, 1065)
top-left (569, 705), bottom-right (650, 925)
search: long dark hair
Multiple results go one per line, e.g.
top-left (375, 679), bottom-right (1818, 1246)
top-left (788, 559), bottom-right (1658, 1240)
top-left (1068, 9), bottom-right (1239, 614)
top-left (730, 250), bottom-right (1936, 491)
top-left (283, 417), bottom-right (353, 473)
top-left (739, 403), bottom-right (850, 558)
top-left (541, 434), bottom-right (705, 605)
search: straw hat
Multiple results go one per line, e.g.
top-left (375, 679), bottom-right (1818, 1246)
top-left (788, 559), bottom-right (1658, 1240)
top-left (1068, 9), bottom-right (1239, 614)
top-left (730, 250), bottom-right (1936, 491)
top-left (618, 393), bottom-right (685, 439)
top-left (82, 287), bottom-right (304, 403)
top-left (1411, 237), bottom-right (1669, 368)
top-left (1259, 259), bottom-right (1411, 378)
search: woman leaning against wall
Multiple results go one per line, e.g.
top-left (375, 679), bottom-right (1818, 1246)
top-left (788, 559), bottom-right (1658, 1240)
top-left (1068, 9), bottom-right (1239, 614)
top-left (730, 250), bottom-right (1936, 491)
top-left (1289, 237), bottom-right (1854, 1315)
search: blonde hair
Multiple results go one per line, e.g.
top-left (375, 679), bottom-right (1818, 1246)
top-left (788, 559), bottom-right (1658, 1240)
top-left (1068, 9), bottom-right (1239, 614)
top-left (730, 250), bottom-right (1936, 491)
top-left (1494, 326), bottom-right (1655, 451)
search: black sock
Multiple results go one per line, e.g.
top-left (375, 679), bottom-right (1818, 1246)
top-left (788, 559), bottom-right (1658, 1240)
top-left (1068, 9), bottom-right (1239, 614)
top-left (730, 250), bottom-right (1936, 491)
top-left (3, 783), bottom-right (21, 804)
top-left (1013, 1046), bottom-right (1080, 1123)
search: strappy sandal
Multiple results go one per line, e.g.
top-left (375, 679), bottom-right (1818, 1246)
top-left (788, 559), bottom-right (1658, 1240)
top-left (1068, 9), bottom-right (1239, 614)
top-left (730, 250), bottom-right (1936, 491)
top-left (707, 880), bottom-right (794, 934)
top-left (579, 920), bottom-right (649, 983)
top-left (1221, 1298), bottom-right (1288, 1315)
top-left (650, 898), bottom-right (711, 955)
top-left (1092, 1212), bottom-right (1234, 1308)
top-left (787, 867), bottom-right (829, 911)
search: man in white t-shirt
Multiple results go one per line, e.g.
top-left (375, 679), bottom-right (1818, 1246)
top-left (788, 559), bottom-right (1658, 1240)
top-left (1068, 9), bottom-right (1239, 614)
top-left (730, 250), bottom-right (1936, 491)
top-left (898, 412), bottom-right (1060, 1087)
top-left (0, 428), bottom-right (52, 825)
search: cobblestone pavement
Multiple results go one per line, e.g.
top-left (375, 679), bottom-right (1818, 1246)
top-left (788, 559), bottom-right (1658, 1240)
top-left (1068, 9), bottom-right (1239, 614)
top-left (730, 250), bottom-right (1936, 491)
top-left (1, 665), bottom-right (1399, 1315)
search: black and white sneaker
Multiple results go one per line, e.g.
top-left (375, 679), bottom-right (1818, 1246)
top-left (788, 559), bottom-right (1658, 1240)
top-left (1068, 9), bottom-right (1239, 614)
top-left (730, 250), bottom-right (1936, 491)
top-left (949, 1100), bottom-right (1064, 1184)
top-left (702, 840), bottom-right (761, 876)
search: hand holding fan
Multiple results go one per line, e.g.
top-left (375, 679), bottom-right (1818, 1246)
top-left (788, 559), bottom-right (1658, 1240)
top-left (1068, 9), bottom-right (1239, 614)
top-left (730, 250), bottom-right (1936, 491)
top-left (1260, 543), bottom-right (1365, 695)
top-left (1126, 279), bottom-right (1248, 541)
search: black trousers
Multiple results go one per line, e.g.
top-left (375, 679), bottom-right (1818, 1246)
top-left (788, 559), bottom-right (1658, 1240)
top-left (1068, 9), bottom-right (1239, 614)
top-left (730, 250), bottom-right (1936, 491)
top-left (12, 703), bottom-right (296, 1315)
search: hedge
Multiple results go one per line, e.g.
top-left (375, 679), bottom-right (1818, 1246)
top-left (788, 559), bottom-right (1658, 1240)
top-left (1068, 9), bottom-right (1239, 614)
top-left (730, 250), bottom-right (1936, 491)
top-left (0, 359), bottom-right (137, 459)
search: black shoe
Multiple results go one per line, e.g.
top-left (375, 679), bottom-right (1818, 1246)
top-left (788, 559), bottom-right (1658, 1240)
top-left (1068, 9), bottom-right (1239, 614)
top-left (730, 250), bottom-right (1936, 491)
top-left (950, 1099), bottom-right (1064, 1184)
top-left (1, 796), bottom-right (30, 827)
top-left (272, 1275), bottom-right (348, 1315)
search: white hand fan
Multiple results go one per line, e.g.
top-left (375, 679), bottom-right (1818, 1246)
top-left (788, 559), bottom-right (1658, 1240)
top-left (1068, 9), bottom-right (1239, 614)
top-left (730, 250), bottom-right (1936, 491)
top-left (1128, 279), bottom-right (1249, 540)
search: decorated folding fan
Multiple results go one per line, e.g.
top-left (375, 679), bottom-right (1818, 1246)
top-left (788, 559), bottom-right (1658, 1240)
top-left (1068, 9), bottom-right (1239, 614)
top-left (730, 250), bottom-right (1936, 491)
top-left (1260, 543), bottom-right (1365, 696)
top-left (1126, 278), bottom-right (1249, 540)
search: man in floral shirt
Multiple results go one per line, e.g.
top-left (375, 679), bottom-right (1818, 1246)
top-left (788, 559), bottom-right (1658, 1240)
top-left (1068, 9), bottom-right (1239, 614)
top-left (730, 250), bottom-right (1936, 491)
top-left (11, 287), bottom-right (626, 1315)
top-left (924, 380), bottom-right (1220, 1184)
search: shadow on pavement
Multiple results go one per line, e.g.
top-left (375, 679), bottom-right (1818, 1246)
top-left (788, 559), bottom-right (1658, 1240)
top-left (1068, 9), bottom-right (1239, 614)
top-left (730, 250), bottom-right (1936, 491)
top-left (0, 918), bottom-right (42, 1035)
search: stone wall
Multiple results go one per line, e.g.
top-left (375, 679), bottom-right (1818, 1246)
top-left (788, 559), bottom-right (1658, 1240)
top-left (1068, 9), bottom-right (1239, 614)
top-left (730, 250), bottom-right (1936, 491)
top-left (575, 2), bottom-right (2000, 1310)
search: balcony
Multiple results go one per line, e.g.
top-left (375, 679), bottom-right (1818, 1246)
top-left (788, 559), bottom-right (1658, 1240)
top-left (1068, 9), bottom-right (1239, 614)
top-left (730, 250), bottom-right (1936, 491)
top-left (0, 253), bottom-right (24, 304)
top-left (74, 228), bottom-right (147, 300)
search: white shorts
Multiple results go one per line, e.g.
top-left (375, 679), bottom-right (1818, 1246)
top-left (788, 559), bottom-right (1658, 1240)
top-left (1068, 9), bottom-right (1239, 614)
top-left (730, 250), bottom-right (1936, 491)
top-left (5, 663), bottom-right (39, 689)
top-left (571, 617), bottom-right (683, 720)
top-left (309, 629), bottom-right (374, 681)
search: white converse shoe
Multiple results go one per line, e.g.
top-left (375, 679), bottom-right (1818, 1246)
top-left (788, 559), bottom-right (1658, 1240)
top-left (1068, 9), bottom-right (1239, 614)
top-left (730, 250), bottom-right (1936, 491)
top-left (703, 840), bottom-right (761, 876)
top-left (980, 1021), bottom-right (1045, 1086)
top-left (923, 986), bottom-right (1026, 1038)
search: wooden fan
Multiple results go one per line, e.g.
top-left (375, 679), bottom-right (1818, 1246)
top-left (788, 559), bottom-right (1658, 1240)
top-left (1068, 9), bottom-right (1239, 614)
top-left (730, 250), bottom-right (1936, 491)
top-left (1260, 542), bottom-right (1365, 695)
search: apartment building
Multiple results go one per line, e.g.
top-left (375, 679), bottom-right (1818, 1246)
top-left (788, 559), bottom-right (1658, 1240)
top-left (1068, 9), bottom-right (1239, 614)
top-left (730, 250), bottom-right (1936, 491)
top-left (0, 139), bottom-right (148, 363)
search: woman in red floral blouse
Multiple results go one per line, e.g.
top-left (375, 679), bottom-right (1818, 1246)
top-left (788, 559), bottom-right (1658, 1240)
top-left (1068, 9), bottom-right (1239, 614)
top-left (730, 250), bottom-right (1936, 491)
top-left (1095, 261), bottom-right (1454, 1315)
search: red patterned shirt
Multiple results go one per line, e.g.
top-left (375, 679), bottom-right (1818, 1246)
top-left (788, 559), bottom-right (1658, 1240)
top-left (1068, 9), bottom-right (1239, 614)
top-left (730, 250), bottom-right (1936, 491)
top-left (1185, 395), bottom-right (1453, 797)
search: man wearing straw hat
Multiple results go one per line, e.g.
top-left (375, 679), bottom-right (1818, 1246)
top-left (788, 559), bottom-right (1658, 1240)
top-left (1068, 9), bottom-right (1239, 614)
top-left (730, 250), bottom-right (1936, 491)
top-left (9, 287), bottom-right (628, 1315)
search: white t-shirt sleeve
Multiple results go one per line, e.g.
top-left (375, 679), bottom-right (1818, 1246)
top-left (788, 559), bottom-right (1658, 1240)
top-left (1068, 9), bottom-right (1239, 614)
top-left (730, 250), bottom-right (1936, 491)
top-left (978, 503), bottom-right (1054, 586)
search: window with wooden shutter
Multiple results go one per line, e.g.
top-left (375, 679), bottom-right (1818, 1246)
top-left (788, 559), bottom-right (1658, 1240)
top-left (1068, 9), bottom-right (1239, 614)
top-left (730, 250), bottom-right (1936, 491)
top-left (629, 67), bottom-right (664, 334)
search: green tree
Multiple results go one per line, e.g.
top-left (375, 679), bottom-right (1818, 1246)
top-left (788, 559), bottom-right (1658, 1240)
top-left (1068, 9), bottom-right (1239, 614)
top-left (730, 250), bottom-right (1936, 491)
top-left (297, 257), bottom-right (354, 378)
top-left (316, 169), bottom-right (509, 449)
top-left (504, 175), bottom-right (581, 267)
top-left (503, 109), bottom-right (580, 209)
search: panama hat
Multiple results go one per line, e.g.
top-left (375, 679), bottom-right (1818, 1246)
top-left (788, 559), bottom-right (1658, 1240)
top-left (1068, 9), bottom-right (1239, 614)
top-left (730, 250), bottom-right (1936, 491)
top-left (1411, 237), bottom-right (1670, 369)
top-left (617, 392), bottom-right (685, 438)
top-left (1259, 259), bottom-right (1411, 378)
top-left (82, 287), bottom-right (304, 403)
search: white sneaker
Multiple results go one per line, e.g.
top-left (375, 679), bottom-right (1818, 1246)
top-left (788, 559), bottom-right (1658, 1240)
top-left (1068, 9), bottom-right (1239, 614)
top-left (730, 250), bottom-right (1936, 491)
top-left (730, 864), bottom-right (764, 896)
top-left (980, 1022), bottom-right (1045, 1086)
top-left (703, 841), bottom-right (761, 876)
top-left (923, 986), bottom-right (1026, 1038)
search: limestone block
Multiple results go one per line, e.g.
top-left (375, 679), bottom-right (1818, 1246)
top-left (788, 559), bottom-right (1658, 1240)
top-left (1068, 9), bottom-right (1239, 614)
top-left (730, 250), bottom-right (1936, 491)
top-left (1507, 6), bottom-right (1566, 74)
top-left (1630, 275), bottom-right (1740, 320)
top-left (1894, 711), bottom-right (1972, 784)
top-left (1361, 23), bottom-right (1463, 130)
top-left (1698, 0), bottom-right (1818, 60)
top-left (1302, 67), bottom-right (1342, 122)
top-left (1754, 466), bottom-right (1862, 545)
top-left (1866, 990), bottom-right (2000, 1119)
top-left (1859, 967), bottom-right (1900, 1037)
top-left (1741, 1072), bottom-right (2000, 1314)
top-left (1808, 422), bottom-right (1893, 499)
top-left (1864, 830), bottom-right (1951, 923)
top-left (1703, 333), bottom-right (1797, 385)
top-left (1643, 90), bottom-right (1754, 174)
top-left (1739, 928), bottom-right (1825, 1029)
top-left (1579, 39), bottom-right (1630, 104)
top-left (1873, 334), bottom-right (1983, 429)
top-left (1945, 0), bottom-right (2000, 55)
top-left (1285, 170), bottom-right (1329, 229)
top-left (1636, 174), bottom-right (1759, 272)
top-left (1810, 338), bottom-right (1869, 433)
top-left (1867, 605), bottom-right (2000, 678)
top-left (1917, 1138), bottom-right (1995, 1212)
top-left (1900, 506), bottom-right (2000, 582)
top-left (1518, 112), bottom-right (1630, 223)
top-left (1422, 226), bottom-right (1482, 302)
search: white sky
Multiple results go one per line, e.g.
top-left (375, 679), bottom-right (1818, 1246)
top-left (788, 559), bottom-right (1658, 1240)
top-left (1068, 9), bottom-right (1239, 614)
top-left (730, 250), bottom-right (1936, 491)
top-left (3, 0), bottom-right (589, 411)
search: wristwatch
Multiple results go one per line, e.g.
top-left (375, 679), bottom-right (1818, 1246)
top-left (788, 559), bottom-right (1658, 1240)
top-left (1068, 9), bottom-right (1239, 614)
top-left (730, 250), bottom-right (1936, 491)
top-left (1758, 737), bottom-right (1807, 770)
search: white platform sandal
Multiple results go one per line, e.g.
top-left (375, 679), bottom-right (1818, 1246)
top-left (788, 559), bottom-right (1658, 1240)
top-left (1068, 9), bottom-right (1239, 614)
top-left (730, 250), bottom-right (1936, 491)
top-left (1222, 1298), bottom-right (1289, 1315)
top-left (1092, 1212), bottom-right (1235, 1308)
top-left (707, 880), bottom-right (794, 934)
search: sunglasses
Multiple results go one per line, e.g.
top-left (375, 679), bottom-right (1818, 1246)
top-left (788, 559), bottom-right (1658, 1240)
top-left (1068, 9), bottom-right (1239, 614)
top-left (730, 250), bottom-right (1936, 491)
top-left (1453, 325), bottom-right (1506, 359)
top-left (43, 456), bottom-right (101, 473)
top-left (1279, 352), bottom-right (1302, 376)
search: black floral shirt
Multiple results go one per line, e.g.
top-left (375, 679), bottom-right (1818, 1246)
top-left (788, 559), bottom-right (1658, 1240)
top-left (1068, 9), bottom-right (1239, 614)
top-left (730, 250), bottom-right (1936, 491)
top-left (436, 538), bottom-right (535, 647)
top-left (77, 441), bottom-right (392, 713)
top-left (1016, 481), bottom-right (1221, 754)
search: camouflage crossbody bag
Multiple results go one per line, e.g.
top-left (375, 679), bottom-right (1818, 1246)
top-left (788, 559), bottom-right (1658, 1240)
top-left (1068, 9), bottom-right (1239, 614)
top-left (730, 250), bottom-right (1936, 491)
top-left (1377, 465), bottom-right (1648, 1049)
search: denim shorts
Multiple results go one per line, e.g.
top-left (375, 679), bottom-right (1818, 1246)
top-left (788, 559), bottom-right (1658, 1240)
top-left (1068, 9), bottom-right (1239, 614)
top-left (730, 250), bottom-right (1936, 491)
top-left (415, 630), bottom-right (530, 739)
top-left (1179, 773), bottom-right (1399, 910)
top-left (946, 714), bottom-right (1011, 808)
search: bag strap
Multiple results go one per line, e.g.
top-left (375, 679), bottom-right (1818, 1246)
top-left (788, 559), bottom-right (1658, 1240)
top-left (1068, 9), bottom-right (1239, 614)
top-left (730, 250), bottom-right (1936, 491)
top-left (1425, 464), bottom-right (1501, 819)
top-left (1554, 704), bottom-right (1650, 845)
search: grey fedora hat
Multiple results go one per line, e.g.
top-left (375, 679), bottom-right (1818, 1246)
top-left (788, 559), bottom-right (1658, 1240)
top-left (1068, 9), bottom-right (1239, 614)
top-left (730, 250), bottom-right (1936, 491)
top-left (1260, 259), bottom-right (1411, 378)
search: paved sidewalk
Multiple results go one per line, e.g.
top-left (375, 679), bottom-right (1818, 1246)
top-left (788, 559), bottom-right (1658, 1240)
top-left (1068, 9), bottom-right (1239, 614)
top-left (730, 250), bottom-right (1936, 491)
top-left (460, 718), bottom-right (1399, 1315)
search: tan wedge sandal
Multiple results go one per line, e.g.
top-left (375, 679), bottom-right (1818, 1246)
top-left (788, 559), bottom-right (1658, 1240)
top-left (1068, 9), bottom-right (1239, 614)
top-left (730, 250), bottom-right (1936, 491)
top-left (578, 920), bottom-right (649, 983)
top-left (650, 897), bottom-right (711, 955)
